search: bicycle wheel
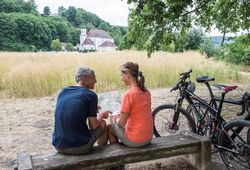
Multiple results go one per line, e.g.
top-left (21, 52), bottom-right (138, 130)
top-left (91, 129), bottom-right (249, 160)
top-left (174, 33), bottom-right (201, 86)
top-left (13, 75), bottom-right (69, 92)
top-left (187, 102), bottom-right (214, 136)
top-left (218, 120), bottom-right (250, 170)
top-left (153, 104), bottom-right (196, 137)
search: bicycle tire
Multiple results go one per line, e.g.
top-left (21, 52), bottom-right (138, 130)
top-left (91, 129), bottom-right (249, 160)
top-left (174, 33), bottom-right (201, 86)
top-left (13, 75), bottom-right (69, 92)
top-left (187, 102), bottom-right (214, 136)
top-left (218, 120), bottom-right (250, 170)
top-left (153, 104), bottom-right (196, 137)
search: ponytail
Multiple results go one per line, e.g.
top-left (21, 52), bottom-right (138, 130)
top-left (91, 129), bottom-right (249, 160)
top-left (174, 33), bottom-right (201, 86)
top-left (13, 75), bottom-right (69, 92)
top-left (137, 71), bottom-right (146, 92)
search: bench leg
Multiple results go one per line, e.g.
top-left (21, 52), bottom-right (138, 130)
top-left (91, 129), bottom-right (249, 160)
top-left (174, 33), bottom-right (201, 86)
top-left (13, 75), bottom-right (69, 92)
top-left (186, 132), bottom-right (211, 170)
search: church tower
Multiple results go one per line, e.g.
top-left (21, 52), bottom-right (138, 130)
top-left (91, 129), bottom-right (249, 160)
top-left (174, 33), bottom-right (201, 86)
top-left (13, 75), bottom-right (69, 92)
top-left (80, 29), bottom-right (87, 46)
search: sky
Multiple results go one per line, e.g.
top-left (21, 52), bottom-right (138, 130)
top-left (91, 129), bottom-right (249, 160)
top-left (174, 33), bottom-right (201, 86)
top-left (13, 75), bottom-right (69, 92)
top-left (34, 0), bottom-right (130, 26)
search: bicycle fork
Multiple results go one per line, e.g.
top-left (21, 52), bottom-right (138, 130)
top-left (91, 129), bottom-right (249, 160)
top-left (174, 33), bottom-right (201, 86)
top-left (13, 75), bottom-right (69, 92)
top-left (170, 97), bottom-right (184, 130)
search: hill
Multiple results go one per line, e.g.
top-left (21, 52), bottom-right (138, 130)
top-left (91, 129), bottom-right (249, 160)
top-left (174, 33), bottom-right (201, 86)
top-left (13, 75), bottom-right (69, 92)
top-left (0, 0), bottom-right (127, 52)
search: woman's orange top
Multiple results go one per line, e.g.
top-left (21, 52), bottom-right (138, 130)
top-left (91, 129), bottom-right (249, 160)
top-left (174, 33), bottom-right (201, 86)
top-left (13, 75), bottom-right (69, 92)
top-left (120, 86), bottom-right (153, 143)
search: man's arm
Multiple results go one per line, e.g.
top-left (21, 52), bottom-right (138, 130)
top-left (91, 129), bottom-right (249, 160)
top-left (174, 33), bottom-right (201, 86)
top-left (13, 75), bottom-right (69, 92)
top-left (88, 117), bottom-right (100, 129)
top-left (88, 111), bottom-right (110, 129)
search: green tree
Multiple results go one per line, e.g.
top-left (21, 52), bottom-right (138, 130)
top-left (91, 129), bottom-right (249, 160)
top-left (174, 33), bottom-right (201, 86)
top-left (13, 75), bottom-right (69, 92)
top-left (75, 11), bottom-right (84, 27)
top-left (51, 39), bottom-right (62, 51)
top-left (0, 0), bottom-right (23, 13)
top-left (199, 37), bottom-right (221, 58)
top-left (43, 6), bottom-right (51, 16)
top-left (22, 0), bottom-right (37, 13)
top-left (54, 21), bottom-right (72, 42)
top-left (0, 0), bottom-right (37, 13)
top-left (12, 13), bottom-right (51, 49)
top-left (179, 28), bottom-right (205, 51)
top-left (118, 34), bottom-right (133, 50)
top-left (70, 28), bottom-right (80, 45)
top-left (98, 22), bottom-right (109, 31)
top-left (66, 6), bottom-right (77, 25)
top-left (0, 13), bottom-right (17, 42)
top-left (219, 34), bottom-right (250, 65)
top-left (58, 6), bottom-right (66, 16)
top-left (65, 43), bottom-right (74, 51)
top-left (126, 0), bottom-right (250, 56)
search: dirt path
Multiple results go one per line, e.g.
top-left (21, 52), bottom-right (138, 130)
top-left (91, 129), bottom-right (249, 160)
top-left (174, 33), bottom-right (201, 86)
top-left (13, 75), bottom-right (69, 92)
top-left (1, 84), bottom-right (250, 169)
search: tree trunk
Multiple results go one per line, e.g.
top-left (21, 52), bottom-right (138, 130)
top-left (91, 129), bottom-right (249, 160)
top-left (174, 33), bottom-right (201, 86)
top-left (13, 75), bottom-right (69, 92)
top-left (220, 31), bottom-right (226, 46)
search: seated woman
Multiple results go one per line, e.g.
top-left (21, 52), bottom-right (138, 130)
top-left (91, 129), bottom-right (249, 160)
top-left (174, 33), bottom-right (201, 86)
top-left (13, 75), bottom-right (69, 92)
top-left (108, 62), bottom-right (153, 147)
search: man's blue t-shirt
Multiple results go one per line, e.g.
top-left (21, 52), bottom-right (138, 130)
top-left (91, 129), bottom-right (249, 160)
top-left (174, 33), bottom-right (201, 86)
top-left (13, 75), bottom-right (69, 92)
top-left (52, 86), bottom-right (98, 148)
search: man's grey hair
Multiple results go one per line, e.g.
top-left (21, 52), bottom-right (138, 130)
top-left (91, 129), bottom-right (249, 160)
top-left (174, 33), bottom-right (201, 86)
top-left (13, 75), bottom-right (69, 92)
top-left (75, 67), bottom-right (94, 83)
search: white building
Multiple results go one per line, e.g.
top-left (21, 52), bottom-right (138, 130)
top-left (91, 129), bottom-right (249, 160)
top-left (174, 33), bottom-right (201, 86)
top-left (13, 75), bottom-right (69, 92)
top-left (78, 29), bottom-right (117, 51)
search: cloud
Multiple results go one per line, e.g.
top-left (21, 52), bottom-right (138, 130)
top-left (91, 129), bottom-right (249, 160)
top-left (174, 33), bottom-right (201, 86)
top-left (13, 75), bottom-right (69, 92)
top-left (34, 0), bottom-right (129, 26)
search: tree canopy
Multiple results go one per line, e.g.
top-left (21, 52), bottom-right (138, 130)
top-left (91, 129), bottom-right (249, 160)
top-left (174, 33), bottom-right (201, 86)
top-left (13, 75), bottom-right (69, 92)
top-left (43, 6), bottom-right (51, 16)
top-left (127, 0), bottom-right (250, 56)
top-left (0, 0), bottom-right (37, 13)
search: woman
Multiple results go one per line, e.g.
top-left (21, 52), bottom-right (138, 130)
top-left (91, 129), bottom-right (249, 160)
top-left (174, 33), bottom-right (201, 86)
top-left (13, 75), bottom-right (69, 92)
top-left (108, 62), bottom-right (153, 147)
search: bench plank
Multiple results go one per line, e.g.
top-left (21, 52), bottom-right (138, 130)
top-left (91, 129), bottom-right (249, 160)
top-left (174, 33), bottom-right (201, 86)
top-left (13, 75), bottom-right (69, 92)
top-left (31, 134), bottom-right (202, 170)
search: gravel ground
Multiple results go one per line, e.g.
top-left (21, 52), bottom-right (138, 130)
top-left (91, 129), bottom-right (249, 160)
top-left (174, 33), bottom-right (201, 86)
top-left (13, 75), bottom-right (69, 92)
top-left (1, 84), bottom-right (250, 170)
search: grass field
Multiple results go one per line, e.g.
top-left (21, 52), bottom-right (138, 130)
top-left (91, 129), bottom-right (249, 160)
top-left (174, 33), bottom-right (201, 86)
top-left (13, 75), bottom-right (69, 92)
top-left (0, 51), bottom-right (244, 98)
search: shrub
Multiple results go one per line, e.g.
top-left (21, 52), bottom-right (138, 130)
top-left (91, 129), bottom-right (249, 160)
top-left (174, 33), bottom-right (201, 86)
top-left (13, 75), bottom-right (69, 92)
top-left (51, 39), bottom-right (62, 52)
top-left (0, 42), bottom-right (36, 51)
top-left (65, 43), bottom-right (74, 51)
top-left (199, 37), bottom-right (222, 58)
top-left (218, 34), bottom-right (250, 65)
top-left (178, 28), bottom-right (205, 51)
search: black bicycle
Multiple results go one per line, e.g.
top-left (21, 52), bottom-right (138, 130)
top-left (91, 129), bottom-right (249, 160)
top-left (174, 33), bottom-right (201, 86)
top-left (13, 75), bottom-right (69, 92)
top-left (153, 70), bottom-right (250, 170)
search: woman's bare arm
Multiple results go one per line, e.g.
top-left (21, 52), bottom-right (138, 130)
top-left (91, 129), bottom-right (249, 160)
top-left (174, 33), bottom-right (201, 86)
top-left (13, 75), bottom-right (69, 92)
top-left (117, 112), bottom-right (129, 127)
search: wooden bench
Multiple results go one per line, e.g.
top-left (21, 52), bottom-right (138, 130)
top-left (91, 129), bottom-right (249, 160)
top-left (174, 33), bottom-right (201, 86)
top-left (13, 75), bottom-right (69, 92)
top-left (16, 132), bottom-right (211, 170)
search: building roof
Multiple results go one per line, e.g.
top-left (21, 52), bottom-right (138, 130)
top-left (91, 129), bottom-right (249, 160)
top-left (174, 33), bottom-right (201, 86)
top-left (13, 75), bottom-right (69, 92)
top-left (87, 29), bottom-right (112, 39)
top-left (99, 40), bottom-right (116, 47)
top-left (82, 38), bottom-right (94, 45)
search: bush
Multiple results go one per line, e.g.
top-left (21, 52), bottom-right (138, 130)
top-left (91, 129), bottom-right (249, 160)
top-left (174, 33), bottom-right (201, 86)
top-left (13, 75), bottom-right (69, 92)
top-left (79, 49), bottom-right (96, 53)
top-left (218, 34), bottom-right (250, 65)
top-left (51, 39), bottom-right (62, 52)
top-left (65, 43), bottom-right (74, 51)
top-left (0, 42), bottom-right (36, 51)
top-left (161, 44), bottom-right (175, 52)
top-left (178, 28), bottom-right (205, 51)
top-left (199, 37), bottom-right (222, 58)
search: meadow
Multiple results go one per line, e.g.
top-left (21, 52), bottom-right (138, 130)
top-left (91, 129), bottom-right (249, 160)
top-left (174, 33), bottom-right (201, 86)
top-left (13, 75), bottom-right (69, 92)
top-left (0, 51), bottom-right (244, 98)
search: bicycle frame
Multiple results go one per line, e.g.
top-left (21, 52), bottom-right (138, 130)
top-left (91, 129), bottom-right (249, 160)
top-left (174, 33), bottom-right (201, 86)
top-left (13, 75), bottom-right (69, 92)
top-left (170, 70), bottom-right (250, 133)
top-left (181, 79), bottom-right (250, 155)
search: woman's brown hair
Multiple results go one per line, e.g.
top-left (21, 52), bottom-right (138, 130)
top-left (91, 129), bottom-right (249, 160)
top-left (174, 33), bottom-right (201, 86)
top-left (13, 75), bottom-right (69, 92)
top-left (120, 62), bottom-right (146, 91)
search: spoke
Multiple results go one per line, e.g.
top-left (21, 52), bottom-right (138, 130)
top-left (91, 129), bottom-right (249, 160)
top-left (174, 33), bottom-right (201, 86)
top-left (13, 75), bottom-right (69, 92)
top-left (223, 151), bottom-right (247, 169)
top-left (219, 127), bottom-right (250, 169)
top-left (230, 127), bottom-right (247, 144)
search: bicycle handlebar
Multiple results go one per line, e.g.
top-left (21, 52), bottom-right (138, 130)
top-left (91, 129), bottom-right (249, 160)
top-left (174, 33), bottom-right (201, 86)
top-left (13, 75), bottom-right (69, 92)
top-left (170, 69), bottom-right (192, 92)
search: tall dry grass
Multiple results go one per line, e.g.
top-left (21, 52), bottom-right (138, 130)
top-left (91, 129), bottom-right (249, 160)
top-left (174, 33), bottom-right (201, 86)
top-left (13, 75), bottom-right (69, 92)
top-left (0, 51), bottom-right (243, 98)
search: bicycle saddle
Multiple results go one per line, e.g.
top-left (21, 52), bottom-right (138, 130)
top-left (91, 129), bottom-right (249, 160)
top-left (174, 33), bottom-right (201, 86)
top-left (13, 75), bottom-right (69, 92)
top-left (213, 84), bottom-right (238, 92)
top-left (196, 76), bottom-right (215, 83)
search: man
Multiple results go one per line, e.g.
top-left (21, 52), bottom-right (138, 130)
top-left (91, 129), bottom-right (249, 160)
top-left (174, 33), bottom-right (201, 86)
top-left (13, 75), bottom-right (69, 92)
top-left (52, 67), bottom-right (110, 155)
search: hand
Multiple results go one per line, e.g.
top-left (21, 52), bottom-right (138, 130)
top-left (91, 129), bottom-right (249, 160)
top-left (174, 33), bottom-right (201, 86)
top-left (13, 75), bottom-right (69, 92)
top-left (98, 111), bottom-right (111, 119)
top-left (110, 114), bottom-right (120, 123)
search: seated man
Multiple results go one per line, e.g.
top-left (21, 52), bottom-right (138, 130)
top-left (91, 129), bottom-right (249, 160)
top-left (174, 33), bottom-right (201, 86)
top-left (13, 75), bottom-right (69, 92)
top-left (52, 67), bottom-right (110, 155)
